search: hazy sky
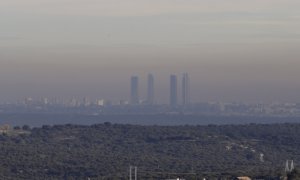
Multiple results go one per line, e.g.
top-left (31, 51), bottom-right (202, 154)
top-left (1, 0), bottom-right (300, 103)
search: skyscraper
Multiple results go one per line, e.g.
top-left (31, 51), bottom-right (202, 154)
top-left (182, 73), bottom-right (190, 106)
top-left (170, 75), bottom-right (178, 108)
top-left (147, 74), bottom-right (154, 104)
top-left (130, 76), bottom-right (139, 104)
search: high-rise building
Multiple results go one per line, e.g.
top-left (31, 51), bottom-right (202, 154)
top-left (170, 75), bottom-right (178, 107)
top-left (147, 74), bottom-right (154, 104)
top-left (182, 73), bottom-right (190, 106)
top-left (130, 76), bottom-right (139, 104)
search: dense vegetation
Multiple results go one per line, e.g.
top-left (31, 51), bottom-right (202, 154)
top-left (1, 123), bottom-right (300, 179)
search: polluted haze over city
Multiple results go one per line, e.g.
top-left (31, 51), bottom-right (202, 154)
top-left (2, 2), bottom-right (300, 179)
top-left (1, 0), bottom-right (300, 104)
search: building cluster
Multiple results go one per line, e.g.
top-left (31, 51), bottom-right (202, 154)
top-left (1, 98), bottom-right (300, 117)
top-left (2, 72), bottom-right (300, 116)
top-left (130, 73), bottom-right (190, 108)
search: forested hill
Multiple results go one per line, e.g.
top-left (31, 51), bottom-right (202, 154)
top-left (1, 123), bottom-right (300, 179)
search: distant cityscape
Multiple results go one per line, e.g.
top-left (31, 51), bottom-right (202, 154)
top-left (0, 73), bottom-right (300, 117)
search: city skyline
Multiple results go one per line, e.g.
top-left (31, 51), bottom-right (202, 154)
top-left (1, 70), bottom-right (300, 104)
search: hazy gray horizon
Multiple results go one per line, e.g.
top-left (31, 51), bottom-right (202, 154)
top-left (1, 0), bottom-right (300, 103)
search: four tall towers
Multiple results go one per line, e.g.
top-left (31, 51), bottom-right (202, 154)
top-left (130, 73), bottom-right (190, 106)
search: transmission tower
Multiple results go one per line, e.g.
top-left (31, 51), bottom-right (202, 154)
top-left (129, 166), bottom-right (137, 180)
top-left (285, 160), bottom-right (295, 173)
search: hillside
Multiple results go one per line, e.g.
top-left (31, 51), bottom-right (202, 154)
top-left (0, 123), bottom-right (300, 179)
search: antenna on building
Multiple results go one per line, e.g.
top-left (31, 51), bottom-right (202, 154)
top-left (285, 160), bottom-right (295, 173)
